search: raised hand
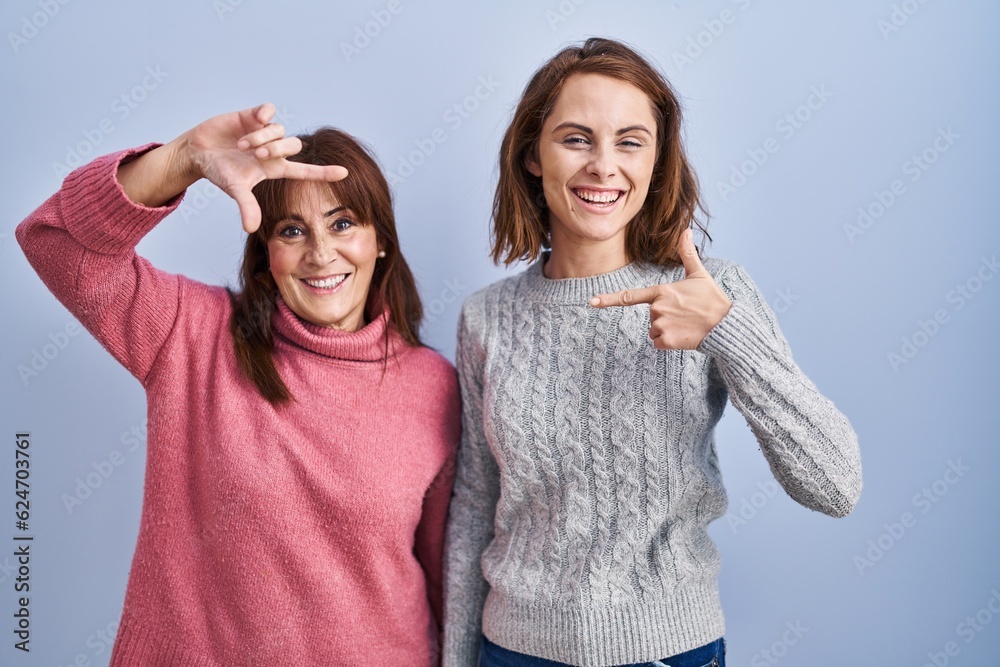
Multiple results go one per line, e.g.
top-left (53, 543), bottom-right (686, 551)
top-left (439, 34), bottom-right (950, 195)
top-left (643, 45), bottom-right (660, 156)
top-left (116, 103), bottom-right (348, 233)
top-left (590, 229), bottom-right (732, 349)
top-left (183, 103), bottom-right (348, 232)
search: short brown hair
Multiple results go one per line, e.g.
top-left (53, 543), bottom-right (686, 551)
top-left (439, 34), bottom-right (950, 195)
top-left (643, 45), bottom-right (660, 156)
top-left (492, 37), bottom-right (708, 267)
top-left (229, 128), bottom-right (423, 404)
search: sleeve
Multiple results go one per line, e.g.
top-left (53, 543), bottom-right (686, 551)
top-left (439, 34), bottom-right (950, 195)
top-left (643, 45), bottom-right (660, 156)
top-left (442, 298), bottom-right (502, 667)
top-left (696, 263), bottom-right (863, 517)
top-left (15, 145), bottom-right (185, 385)
top-left (413, 373), bottom-right (461, 644)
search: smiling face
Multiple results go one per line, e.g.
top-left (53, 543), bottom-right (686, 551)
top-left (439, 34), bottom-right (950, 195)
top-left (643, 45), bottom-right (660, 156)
top-left (266, 182), bottom-right (381, 332)
top-left (526, 72), bottom-right (658, 274)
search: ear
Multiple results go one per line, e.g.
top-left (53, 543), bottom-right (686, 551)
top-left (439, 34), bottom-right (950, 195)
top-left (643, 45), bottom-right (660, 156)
top-left (523, 146), bottom-right (542, 177)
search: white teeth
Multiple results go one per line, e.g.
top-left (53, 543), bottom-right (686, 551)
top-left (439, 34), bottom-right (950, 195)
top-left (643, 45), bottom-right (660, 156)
top-left (574, 189), bottom-right (621, 204)
top-left (304, 275), bottom-right (347, 289)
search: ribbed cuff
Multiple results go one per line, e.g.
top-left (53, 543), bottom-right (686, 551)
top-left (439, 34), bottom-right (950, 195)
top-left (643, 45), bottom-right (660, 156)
top-left (482, 581), bottom-right (725, 666)
top-left (110, 615), bottom-right (219, 667)
top-left (443, 633), bottom-right (483, 667)
top-left (60, 144), bottom-right (184, 254)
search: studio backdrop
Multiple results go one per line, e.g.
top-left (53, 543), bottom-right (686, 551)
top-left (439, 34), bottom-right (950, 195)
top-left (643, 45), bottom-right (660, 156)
top-left (1, 1), bottom-right (997, 665)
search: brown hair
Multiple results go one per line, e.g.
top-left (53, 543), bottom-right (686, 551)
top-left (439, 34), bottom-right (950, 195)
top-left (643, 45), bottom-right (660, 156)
top-left (228, 128), bottom-right (423, 404)
top-left (492, 37), bottom-right (709, 267)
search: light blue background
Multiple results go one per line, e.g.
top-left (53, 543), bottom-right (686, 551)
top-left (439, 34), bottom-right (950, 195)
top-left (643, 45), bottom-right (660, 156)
top-left (1, 1), bottom-right (998, 665)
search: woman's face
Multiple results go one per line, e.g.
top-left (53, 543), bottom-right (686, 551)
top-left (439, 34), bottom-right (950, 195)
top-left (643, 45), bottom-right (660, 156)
top-left (526, 72), bottom-right (658, 258)
top-left (267, 182), bottom-right (381, 332)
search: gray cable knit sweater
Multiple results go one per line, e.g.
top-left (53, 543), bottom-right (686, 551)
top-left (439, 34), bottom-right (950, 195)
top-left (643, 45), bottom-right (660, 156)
top-left (442, 257), bottom-right (862, 667)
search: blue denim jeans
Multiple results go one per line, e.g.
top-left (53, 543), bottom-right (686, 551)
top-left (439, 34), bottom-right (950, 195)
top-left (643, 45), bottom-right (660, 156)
top-left (479, 635), bottom-right (726, 667)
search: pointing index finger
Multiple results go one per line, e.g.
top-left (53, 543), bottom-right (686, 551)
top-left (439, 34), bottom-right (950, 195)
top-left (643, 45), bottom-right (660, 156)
top-left (281, 162), bottom-right (349, 183)
top-left (590, 285), bottom-right (660, 308)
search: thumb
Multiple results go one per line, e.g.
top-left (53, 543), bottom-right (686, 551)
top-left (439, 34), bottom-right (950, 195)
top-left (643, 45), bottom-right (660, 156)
top-left (679, 228), bottom-right (706, 278)
top-left (233, 189), bottom-right (262, 234)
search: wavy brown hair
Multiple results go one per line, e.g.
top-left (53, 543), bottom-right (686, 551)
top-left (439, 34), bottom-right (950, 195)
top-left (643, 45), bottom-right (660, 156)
top-left (492, 37), bottom-right (709, 267)
top-left (228, 128), bottom-right (423, 404)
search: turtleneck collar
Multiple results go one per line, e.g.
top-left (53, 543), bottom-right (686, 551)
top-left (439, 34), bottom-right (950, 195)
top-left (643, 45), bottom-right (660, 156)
top-left (271, 296), bottom-right (404, 362)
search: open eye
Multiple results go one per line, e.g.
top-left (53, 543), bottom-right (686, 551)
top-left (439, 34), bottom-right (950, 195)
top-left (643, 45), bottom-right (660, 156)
top-left (277, 224), bottom-right (304, 238)
top-left (332, 218), bottom-right (356, 232)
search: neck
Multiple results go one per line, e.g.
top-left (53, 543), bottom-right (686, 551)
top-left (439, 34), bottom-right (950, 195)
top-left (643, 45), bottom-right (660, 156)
top-left (543, 239), bottom-right (630, 279)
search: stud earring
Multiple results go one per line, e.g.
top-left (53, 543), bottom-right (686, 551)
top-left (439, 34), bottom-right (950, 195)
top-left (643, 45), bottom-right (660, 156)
top-left (377, 250), bottom-right (386, 258)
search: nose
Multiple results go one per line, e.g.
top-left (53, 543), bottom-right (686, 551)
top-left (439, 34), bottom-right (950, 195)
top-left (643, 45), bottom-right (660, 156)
top-left (306, 233), bottom-right (338, 265)
top-left (586, 142), bottom-right (617, 181)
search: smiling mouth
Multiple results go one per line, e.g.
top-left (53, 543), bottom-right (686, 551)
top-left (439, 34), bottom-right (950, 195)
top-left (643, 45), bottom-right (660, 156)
top-left (572, 188), bottom-right (624, 206)
top-left (302, 274), bottom-right (348, 289)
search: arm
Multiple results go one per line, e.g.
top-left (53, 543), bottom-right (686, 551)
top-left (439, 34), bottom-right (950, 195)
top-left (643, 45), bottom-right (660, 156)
top-left (16, 146), bottom-right (185, 383)
top-left (442, 302), bottom-right (502, 667)
top-left (590, 229), bottom-right (861, 517)
top-left (414, 386), bottom-right (461, 643)
top-left (697, 264), bottom-right (863, 517)
top-left (16, 103), bottom-right (347, 382)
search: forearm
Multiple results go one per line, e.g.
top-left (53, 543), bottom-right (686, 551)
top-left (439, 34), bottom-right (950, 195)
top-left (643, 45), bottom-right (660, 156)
top-left (116, 132), bottom-right (199, 207)
top-left (699, 267), bottom-right (863, 517)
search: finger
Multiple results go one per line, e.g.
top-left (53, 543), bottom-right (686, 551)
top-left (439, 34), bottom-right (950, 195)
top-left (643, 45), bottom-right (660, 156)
top-left (237, 123), bottom-right (286, 151)
top-left (233, 189), bottom-right (262, 233)
top-left (279, 162), bottom-right (349, 183)
top-left (235, 103), bottom-right (274, 141)
top-left (590, 285), bottom-right (661, 308)
top-left (651, 334), bottom-right (671, 351)
top-left (679, 228), bottom-right (707, 278)
top-left (253, 136), bottom-right (302, 161)
top-left (252, 102), bottom-right (276, 126)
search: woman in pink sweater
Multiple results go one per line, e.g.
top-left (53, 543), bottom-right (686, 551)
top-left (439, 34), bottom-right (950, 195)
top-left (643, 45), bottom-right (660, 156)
top-left (17, 103), bottom-right (460, 666)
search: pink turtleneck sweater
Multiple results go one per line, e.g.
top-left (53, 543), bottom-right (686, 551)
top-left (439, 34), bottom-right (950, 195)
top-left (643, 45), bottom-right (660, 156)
top-left (16, 147), bottom-right (461, 666)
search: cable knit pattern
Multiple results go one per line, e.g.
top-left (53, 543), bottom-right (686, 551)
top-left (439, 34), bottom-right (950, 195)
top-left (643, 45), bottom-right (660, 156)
top-left (443, 259), bottom-right (862, 667)
top-left (585, 310), bottom-right (614, 608)
top-left (608, 307), bottom-right (643, 604)
top-left (554, 307), bottom-right (589, 605)
top-left (17, 147), bottom-right (461, 666)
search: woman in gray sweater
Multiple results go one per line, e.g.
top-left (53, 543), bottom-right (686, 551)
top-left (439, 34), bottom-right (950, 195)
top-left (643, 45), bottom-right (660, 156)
top-left (442, 38), bottom-right (862, 667)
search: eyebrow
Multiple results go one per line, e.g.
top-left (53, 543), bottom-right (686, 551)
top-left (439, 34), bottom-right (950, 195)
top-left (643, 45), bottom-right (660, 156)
top-left (284, 206), bottom-right (347, 222)
top-left (552, 122), bottom-right (653, 137)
